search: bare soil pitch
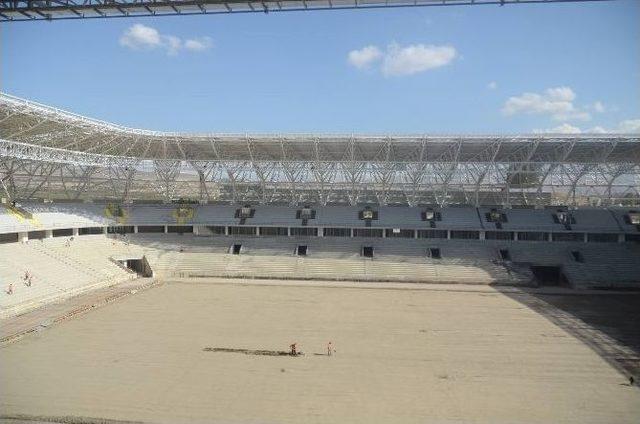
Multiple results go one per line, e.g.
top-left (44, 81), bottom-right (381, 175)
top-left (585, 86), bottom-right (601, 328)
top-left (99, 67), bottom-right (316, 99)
top-left (1, 280), bottom-right (639, 424)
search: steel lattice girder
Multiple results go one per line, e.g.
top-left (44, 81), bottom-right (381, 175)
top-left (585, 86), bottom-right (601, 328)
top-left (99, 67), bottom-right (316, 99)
top-left (2, 94), bottom-right (640, 163)
top-left (0, 0), bottom-right (614, 22)
top-left (1, 93), bottom-right (639, 206)
top-left (2, 139), bottom-right (639, 206)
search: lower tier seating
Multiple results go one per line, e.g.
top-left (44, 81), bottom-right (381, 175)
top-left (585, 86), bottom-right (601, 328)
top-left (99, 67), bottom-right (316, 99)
top-left (2, 234), bottom-right (638, 318)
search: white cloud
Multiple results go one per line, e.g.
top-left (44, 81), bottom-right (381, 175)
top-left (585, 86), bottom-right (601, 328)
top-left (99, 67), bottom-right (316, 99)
top-left (591, 101), bottom-right (605, 113)
top-left (185, 37), bottom-right (213, 52)
top-left (487, 81), bottom-right (497, 90)
top-left (120, 24), bottom-right (212, 56)
top-left (165, 35), bottom-right (182, 56)
top-left (586, 126), bottom-right (607, 134)
top-left (533, 118), bottom-right (640, 135)
top-left (120, 24), bottom-right (162, 50)
top-left (534, 123), bottom-right (583, 134)
top-left (382, 44), bottom-right (457, 76)
top-left (617, 119), bottom-right (640, 133)
top-left (502, 86), bottom-right (591, 122)
top-left (347, 46), bottom-right (383, 70)
top-left (546, 86), bottom-right (575, 102)
top-left (348, 43), bottom-right (456, 76)
top-left (564, 111), bottom-right (592, 122)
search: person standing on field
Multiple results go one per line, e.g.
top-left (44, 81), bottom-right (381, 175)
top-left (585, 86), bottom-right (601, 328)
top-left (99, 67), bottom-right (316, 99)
top-left (327, 341), bottom-right (335, 356)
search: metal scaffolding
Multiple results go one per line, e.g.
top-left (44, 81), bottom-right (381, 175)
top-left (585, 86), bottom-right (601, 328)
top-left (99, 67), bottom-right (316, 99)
top-left (1, 93), bottom-right (639, 206)
top-left (0, 0), bottom-right (613, 22)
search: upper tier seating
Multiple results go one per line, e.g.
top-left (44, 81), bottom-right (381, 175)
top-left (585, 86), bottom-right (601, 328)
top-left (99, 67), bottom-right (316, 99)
top-left (432, 207), bottom-right (482, 229)
top-left (569, 209), bottom-right (621, 232)
top-left (609, 208), bottom-right (640, 233)
top-left (1, 203), bottom-right (637, 235)
top-left (478, 207), bottom-right (561, 232)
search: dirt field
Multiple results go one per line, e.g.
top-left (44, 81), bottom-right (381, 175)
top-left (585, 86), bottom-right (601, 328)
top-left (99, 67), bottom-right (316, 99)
top-left (1, 280), bottom-right (639, 424)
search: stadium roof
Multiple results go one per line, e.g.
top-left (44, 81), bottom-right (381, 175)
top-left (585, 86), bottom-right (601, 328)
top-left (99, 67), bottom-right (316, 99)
top-left (1, 93), bottom-right (639, 206)
top-left (0, 0), bottom-right (612, 22)
top-left (2, 93), bottom-right (639, 162)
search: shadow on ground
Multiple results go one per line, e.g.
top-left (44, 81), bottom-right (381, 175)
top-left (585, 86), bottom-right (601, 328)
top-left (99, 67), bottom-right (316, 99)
top-left (497, 288), bottom-right (640, 379)
top-left (203, 347), bottom-right (302, 357)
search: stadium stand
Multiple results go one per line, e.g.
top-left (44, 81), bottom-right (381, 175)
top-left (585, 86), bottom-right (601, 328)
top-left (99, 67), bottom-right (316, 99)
top-left (1, 94), bottom-right (639, 318)
top-left (478, 207), bottom-right (561, 232)
top-left (569, 208), bottom-right (622, 232)
top-left (2, 202), bottom-right (639, 318)
top-left (610, 208), bottom-right (640, 233)
top-left (0, 235), bottom-right (135, 317)
top-left (0, 204), bottom-right (638, 292)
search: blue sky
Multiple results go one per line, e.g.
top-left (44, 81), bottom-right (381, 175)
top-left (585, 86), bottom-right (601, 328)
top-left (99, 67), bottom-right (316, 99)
top-left (2, 0), bottom-right (639, 134)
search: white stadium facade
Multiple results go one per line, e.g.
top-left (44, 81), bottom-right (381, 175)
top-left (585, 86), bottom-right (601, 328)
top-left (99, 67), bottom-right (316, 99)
top-left (1, 92), bottom-right (640, 317)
